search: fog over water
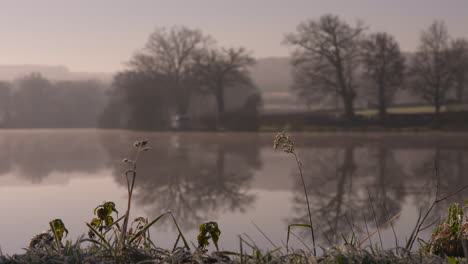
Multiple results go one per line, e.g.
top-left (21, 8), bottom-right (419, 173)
top-left (0, 130), bottom-right (467, 254)
top-left (0, 1), bottom-right (467, 260)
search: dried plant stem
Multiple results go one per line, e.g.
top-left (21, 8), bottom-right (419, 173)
top-left (359, 211), bottom-right (401, 247)
top-left (273, 132), bottom-right (316, 255)
top-left (120, 146), bottom-right (143, 249)
top-left (293, 152), bottom-right (316, 256)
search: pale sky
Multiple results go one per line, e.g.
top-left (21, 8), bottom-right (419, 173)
top-left (0, 0), bottom-right (467, 72)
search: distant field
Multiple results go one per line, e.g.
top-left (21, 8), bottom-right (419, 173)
top-left (262, 101), bottom-right (468, 115)
top-left (357, 104), bottom-right (468, 116)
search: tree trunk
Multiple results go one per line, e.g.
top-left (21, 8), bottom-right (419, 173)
top-left (433, 81), bottom-right (442, 125)
top-left (177, 93), bottom-right (190, 116)
top-left (342, 93), bottom-right (355, 120)
top-left (215, 85), bottom-right (225, 115)
top-left (378, 97), bottom-right (387, 120)
top-left (175, 80), bottom-right (190, 115)
top-left (378, 82), bottom-right (387, 120)
top-left (456, 81), bottom-right (464, 104)
top-left (435, 103), bottom-right (441, 115)
top-left (434, 99), bottom-right (441, 126)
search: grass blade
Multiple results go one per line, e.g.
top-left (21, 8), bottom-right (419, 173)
top-left (129, 211), bottom-right (171, 244)
top-left (252, 221), bottom-right (279, 253)
top-left (172, 234), bottom-right (181, 252)
top-left (128, 211), bottom-right (190, 250)
top-left (170, 212), bottom-right (190, 250)
top-left (286, 224), bottom-right (311, 253)
top-left (86, 223), bottom-right (112, 250)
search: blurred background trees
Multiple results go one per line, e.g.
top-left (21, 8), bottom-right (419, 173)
top-left (409, 21), bottom-right (455, 121)
top-left (128, 26), bottom-right (210, 116)
top-left (450, 38), bottom-right (468, 104)
top-left (0, 73), bottom-right (107, 128)
top-left (361, 32), bottom-right (405, 119)
top-left (193, 47), bottom-right (255, 118)
top-left (285, 14), bottom-right (365, 119)
top-left (285, 15), bottom-right (468, 124)
top-left (100, 26), bottom-right (261, 131)
top-left (0, 18), bottom-right (466, 130)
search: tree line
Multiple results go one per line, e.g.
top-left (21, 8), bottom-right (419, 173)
top-left (0, 73), bottom-right (107, 128)
top-left (99, 26), bottom-right (260, 131)
top-left (285, 14), bottom-right (468, 121)
top-left (102, 16), bottom-right (467, 131)
top-left (1, 15), bottom-right (467, 130)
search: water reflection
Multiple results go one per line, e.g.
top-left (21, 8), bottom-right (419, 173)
top-left (100, 133), bottom-right (262, 229)
top-left (287, 135), bottom-right (468, 247)
top-left (0, 130), bottom-right (106, 184)
top-left (0, 130), bottom-right (467, 252)
top-left (411, 148), bottom-right (468, 214)
top-left (288, 145), bottom-right (369, 244)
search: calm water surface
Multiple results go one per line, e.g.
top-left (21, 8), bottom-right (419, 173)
top-left (0, 129), bottom-right (467, 254)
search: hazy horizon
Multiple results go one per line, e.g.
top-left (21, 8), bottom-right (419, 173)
top-left (1, 0), bottom-right (467, 72)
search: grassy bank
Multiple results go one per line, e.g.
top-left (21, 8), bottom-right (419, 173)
top-left (2, 244), bottom-right (465, 263)
top-left (357, 104), bottom-right (468, 116)
top-left (260, 124), bottom-right (436, 133)
top-left (260, 110), bottom-right (468, 132)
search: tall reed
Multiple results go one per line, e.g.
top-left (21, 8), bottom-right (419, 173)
top-left (274, 132), bottom-right (316, 256)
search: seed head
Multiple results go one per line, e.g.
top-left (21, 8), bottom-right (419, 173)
top-left (133, 139), bottom-right (149, 149)
top-left (273, 131), bottom-right (295, 154)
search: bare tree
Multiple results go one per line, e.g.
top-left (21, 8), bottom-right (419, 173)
top-left (194, 47), bottom-right (255, 118)
top-left (13, 72), bottom-right (54, 127)
top-left (410, 21), bottom-right (456, 120)
top-left (362, 32), bottom-right (405, 119)
top-left (129, 26), bottom-right (212, 115)
top-left (451, 38), bottom-right (468, 103)
top-left (285, 14), bottom-right (366, 119)
top-left (0, 81), bottom-right (12, 126)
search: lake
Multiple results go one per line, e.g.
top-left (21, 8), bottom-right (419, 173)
top-left (0, 129), bottom-right (467, 254)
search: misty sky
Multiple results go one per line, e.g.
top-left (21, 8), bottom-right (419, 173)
top-left (1, 0), bottom-right (467, 72)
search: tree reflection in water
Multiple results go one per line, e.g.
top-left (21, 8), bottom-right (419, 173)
top-left (363, 145), bottom-right (407, 228)
top-left (412, 147), bottom-right (468, 216)
top-left (288, 140), bottom-right (468, 247)
top-left (0, 130), bottom-right (106, 183)
top-left (100, 132), bottom-right (261, 231)
top-left (1, 130), bottom-right (467, 251)
top-left (288, 145), bottom-right (364, 245)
